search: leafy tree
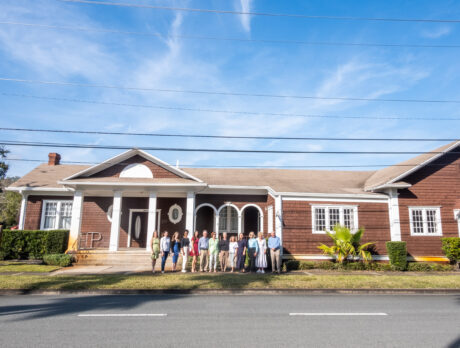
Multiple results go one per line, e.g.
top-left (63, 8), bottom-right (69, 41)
top-left (0, 190), bottom-right (21, 228)
top-left (0, 146), bottom-right (9, 181)
top-left (317, 225), bottom-right (374, 263)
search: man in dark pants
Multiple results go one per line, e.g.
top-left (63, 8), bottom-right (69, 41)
top-left (236, 233), bottom-right (247, 273)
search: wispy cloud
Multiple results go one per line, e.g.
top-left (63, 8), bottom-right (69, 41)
top-left (238, 0), bottom-right (253, 33)
top-left (420, 25), bottom-right (452, 39)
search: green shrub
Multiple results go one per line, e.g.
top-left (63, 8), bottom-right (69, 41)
top-left (284, 260), bottom-right (300, 271)
top-left (0, 230), bottom-right (69, 260)
top-left (298, 261), bottom-right (316, 270)
top-left (441, 237), bottom-right (460, 266)
top-left (386, 241), bottom-right (407, 271)
top-left (371, 263), bottom-right (393, 272)
top-left (315, 261), bottom-right (337, 270)
top-left (43, 253), bottom-right (73, 267)
top-left (407, 262), bottom-right (454, 272)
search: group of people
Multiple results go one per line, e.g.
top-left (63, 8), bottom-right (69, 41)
top-left (150, 229), bottom-right (282, 274)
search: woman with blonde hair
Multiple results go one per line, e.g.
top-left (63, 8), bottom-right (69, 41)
top-left (171, 231), bottom-right (181, 272)
top-left (247, 231), bottom-right (259, 273)
top-left (150, 230), bottom-right (160, 273)
top-left (256, 232), bottom-right (267, 273)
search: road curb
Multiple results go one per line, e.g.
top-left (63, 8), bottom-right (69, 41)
top-left (0, 288), bottom-right (459, 296)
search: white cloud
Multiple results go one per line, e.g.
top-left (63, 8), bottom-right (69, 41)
top-left (421, 25), bottom-right (452, 39)
top-left (238, 0), bottom-right (253, 33)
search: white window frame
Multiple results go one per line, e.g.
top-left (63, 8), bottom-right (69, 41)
top-left (311, 205), bottom-right (359, 234)
top-left (40, 200), bottom-right (73, 230)
top-left (408, 206), bottom-right (442, 236)
top-left (454, 209), bottom-right (460, 237)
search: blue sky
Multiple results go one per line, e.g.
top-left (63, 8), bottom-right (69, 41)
top-left (1, 0), bottom-right (459, 177)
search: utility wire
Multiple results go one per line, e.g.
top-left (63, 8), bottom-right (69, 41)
top-left (6, 158), bottom-right (458, 168)
top-left (59, 0), bottom-right (460, 23)
top-left (3, 78), bottom-right (460, 104)
top-left (0, 139), bottom-right (458, 155)
top-left (0, 127), bottom-right (458, 142)
top-left (2, 93), bottom-right (460, 121)
top-left (1, 21), bottom-right (459, 49)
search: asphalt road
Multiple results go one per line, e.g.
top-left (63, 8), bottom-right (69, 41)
top-left (0, 294), bottom-right (459, 348)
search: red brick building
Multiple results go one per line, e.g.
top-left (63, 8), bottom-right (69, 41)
top-left (7, 141), bottom-right (460, 262)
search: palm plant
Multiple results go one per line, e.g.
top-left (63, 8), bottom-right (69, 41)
top-left (317, 225), bottom-right (374, 263)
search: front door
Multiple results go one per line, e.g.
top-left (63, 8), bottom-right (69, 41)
top-left (130, 211), bottom-right (148, 248)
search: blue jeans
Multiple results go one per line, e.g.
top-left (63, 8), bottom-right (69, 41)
top-left (172, 252), bottom-right (179, 264)
top-left (161, 251), bottom-right (169, 271)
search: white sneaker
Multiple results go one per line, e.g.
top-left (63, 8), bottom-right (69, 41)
top-left (181, 270), bottom-right (186, 273)
top-left (261, 270), bottom-right (265, 274)
top-left (161, 271), bottom-right (164, 274)
top-left (256, 270), bottom-right (261, 273)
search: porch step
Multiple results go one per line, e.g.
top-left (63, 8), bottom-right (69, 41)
top-left (75, 250), bottom-right (182, 269)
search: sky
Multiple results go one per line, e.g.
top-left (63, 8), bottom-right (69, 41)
top-left (0, 0), bottom-right (460, 177)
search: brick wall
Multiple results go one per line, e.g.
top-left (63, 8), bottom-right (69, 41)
top-left (91, 155), bottom-right (181, 179)
top-left (282, 200), bottom-right (390, 255)
top-left (157, 197), bottom-right (186, 237)
top-left (80, 197), bottom-right (112, 249)
top-left (398, 150), bottom-right (460, 256)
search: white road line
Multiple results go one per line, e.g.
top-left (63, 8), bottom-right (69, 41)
top-left (289, 313), bottom-right (388, 316)
top-left (78, 314), bottom-right (167, 317)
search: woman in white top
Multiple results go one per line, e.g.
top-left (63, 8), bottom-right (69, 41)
top-left (255, 232), bottom-right (267, 273)
top-left (228, 236), bottom-right (239, 273)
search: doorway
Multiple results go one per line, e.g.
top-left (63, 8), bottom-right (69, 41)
top-left (128, 209), bottom-right (161, 248)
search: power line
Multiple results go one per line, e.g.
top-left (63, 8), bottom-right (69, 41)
top-left (3, 77), bottom-right (460, 105)
top-left (1, 139), bottom-right (458, 155)
top-left (0, 127), bottom-right (458, 142)
top-left (2, 21), bottom-right (459, 49)
top-left (60, 0), bottom-right (460, 23)
top-left (2, 93), bottom-right (460, 121)
top-left (3, 80), bottom-right (460, 105)
top-left (5, 158), bottom-right (458, 169)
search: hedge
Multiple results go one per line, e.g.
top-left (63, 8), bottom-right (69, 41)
top-left (0, 230), bottom-right (69, 260)
top-left (441, 237), bottom-right (460, 266)
top-left (386, 241), bottom-right (407, 271)
top-left (283, 260), bottom-right (452, 272)
top-left (43, 254), bottom-right (73, 267)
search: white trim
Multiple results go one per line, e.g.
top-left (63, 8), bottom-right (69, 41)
top-left (283, 195), bottom-right (387, 203)
top-left (385, 188), bottom-right (402, 241)
top-left (195, 203), bottom-right (218, 215)
top-left (62, 149), bottom-right (203, 182)
top-left (109, 191), bottom-right (123, 251)
top-left (68, 191), bottom-right (84, 251)
top-left (168, 203), bottom-right (183, 224)
top-left (368, 140), bottom-right (460, 190)
top-left (217, 203), bottom-right (240, 237)
top-left (217, 203), bottom-right (240, 215)
top-left (283, 254), bottom-right (390, 261)
top-left (40, 199), bottom-right (73, 230)
top-left (185, 192), bottom-right (195, 234)
top-left (408, 206), bottom-right (443, 236)
top-left (240, 204), bottom-right (264, 233)
top-left (18, 193), bottom-right (28, 230)
top-left (311, 205), bottom-right (359, 234)
top-left (6, 186), bottom-right (73, 193)
top-left (58, 181), bottom-right (207, 187)
top-left (454, 209), bottom-right (460, 237)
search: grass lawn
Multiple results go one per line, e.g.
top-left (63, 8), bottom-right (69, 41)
top-left (0, 261), bottom-right (61, 273)
top-left (0, 273), bottom-right (458, 290)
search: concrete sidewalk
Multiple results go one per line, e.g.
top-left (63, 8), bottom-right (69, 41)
top-left (51, 265), bottom-right (152, 275)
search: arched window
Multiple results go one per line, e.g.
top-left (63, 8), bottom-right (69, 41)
top-left (120, 163), bottom-right (153, 178)
top-left (219, 205), bottom-right (238, 234)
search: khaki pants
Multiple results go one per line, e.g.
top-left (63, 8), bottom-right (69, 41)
top-left (200, 250), bottom-right (209, 272)
top-left (219, 251), bottom-right (229, 271)
top-left (270, 249), bottom-right (281, 273)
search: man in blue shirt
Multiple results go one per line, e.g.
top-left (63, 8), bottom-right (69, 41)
top-left (198, 230), bottom-right (209, 272)
top-left (268, 231), bottom-right (281, 274)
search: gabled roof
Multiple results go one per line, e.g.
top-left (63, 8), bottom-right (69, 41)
top-left (62, 148), bottom-right (203, 183)
top-left (364, 140), bottom-right (460, 191)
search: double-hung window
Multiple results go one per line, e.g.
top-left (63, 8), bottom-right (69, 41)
top-left (409, 207), bottom-right (442, 236)
top-left (312, 205), bottom-right (358, 233)
top-left (40, 200), bottom-right (73, 230)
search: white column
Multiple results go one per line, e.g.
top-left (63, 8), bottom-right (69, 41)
top-left (18, 192), bottom-right (28, 230)
top-left (275, 195), bottom-right (283, 255)
top-left (267, 205), bottom-right (274, 234)
top-left (454, 210), bottom-right (460, 237)
top-left (185, 191), bottom-right (195, 234)
top-left (109, 191), bottom-right (123, 251)
top-left (237, 213), bottom-right (242, 236)
top-left (386, 188), bottom-right (402, 241)
top-left (146, 191), bottom-right (157, 252)
top-left (67, 190), bottom-right (84, 252)
top-left (215, 214), bottom-right (220, 236)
